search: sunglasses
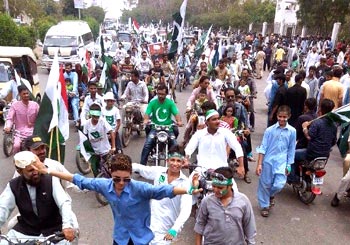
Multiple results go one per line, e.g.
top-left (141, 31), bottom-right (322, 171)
top-left (113, 177), bottom-right (131, 183)
top-left (226, 95), bottom-right (235, 99)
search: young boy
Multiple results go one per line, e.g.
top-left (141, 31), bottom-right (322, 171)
top-left (193, 88), bottom-right (208, 115)
top-left (83, 103), bottom-right (115, 176)
top-left (80, 81), bottom-right (105, 125)
top-left (194, 167), bottom-right (256, 244)
top-left (102, 92), bottom-right (123, 153)
top-left (256, 105), bottom-right (296, 217)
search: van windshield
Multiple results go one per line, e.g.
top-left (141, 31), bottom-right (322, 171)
top-left (117, 33), bottom-right (131, 43)
top-left (44, 36), bottom-right (78, 47)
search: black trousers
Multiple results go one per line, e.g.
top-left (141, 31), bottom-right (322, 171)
top-left (113, 239), bottom-right (134, 245)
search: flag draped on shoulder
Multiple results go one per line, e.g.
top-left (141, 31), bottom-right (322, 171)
top-left (194, 25), bottom-right (213, 59)
top-left (78, 130), bottom-right (99, 176)
top-left (33, 52), bottom-right (69, 163)
top-left (169, 0), bottom-right (188, 57)
top-left (14, 69), bottom-right (35, 100)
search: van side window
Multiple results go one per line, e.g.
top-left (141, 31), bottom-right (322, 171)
top-left (82, 32), bottom-right (94, 45)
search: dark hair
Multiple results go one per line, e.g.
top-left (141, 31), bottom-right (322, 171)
top-left (294, 74), bottom-right (302, 84)
top-left (88, 81), bottom-right (97, 88)
top-left (214, 167), bottom-right (234, 179)
top-left (17, 85), bottom-right (29, 94)
top-left (157, 83), bottom-right (168, 94)
top-left (309, 66), bottom-right (316, 72)
top-left (325, 69), bottom-right (334, 77)
top-left (224, 87), bottom-right (235, 95)
top-left (131, 69), bottom-right (139, 78)
top-left (299, 70), bottom-right (306, 79)
top-left (65, 62), bottom-right (72, 68)
top-left (277, 105), bottom-right (291, 115)
top-left (110, 153), bottom-right (132, 173)
top-left (223, 104), bottom-right (235, 116)
top-left (199, 88), bottom-right (207, 95)
top-left (168, 145), bottom-right (185, 156)
top-left (65, 77), bottom-right (71, 83)
top-left (320, 98), bottom-right (335, 114)
top-left (201, 101), bottom-right (216, 111)
top-left (304, 98), bottom-right (317, 111)
top-left (199, 76), bottom-right (210, 84)
top-left (333, 68), bottom-right (343, 78)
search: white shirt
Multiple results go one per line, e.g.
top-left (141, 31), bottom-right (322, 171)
top-left (121, 80), bottom-right (148, 103)
top-left (80, 94), bottom-right (105, 124)
top-left (0, 79), bottom-right (32, 101)
top-left (301, 80), bottom-right (310, 98)
top-left (185, 127), bottom-right (243, 169)
top-left (102, 106), bottom-right (121, 130)
top-left (137, 58), bottom-right (153, 73)
top-left (83, 117), bottom-right (112, 155)
top-left (132, 164), bottom-right (192, 244)
top-left (0, 175), bottom-right (74, 230)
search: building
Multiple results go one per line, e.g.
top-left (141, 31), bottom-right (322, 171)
top-left (274, 0), bottom-right (299, 36)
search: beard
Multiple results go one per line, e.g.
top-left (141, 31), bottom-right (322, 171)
top-left (23, 175), bottom-right (41, 187)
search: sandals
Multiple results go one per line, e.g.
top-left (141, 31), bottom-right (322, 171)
top-left (270, 196), bottom-right (275, 207)
top-left (261, 207), bottom-right (269, 217)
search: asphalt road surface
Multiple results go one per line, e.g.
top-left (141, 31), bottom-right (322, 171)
top-left (0, 68), bottom-right (349, 245)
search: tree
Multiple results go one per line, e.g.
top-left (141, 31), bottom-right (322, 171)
top-left (82, 6), bottom-right (105, 24)
top-left (61, 0), bottom-right (78, 17)
top-left (0, 14), bottom-right (19, 46)
top-left (297, 0), bottom-right (350, 36)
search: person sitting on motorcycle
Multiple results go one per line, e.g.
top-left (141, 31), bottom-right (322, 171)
top-left (215, 59), bottom-right (229, 82)
top-left (176, 49), bottom-right (191, 86)
top-left (221, 104), bottom-right (238, 130)
top-left (193, 88), bottom-right (208, 115)
top-left (102, 92), bottom-right (123, 153)
top-left (184, 109), bottom-right (245, 180)
top-left (114, 42), bottom-right (127, 63)
top-left (4, 85), bottom-right (39, 153)
top-left (132, 145), bottom-right (192, 244)
top-left (146, 59), bottom-right (165, 100)
top-left (161, 54), bottom-right (176, 99)
top-left (0, 151), bottom-right (76, 243)
top-left (119, 54), bottom-right (135, 94)
top-left (137, 50), bottom-right (154, 79)
top-left (120, 69), bottom-right (149, 117)
top-left (82, 103), bottom-right (115, 176)
top-left (140, 84), bottom-right (183, 165)
top-left (186, 76), bottom-right (217, 113)
top-left (194, 167), bottom-right (256, 245)
top-left (289, 98), bottom-right (337, 183)
top-left (80, 81), bottom-right (105, 127)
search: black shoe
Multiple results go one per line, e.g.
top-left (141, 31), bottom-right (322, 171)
top-left (331, 193), bottom-right (340, 207)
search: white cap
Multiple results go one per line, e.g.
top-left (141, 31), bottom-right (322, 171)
top-left (103, 91), bottom-right (116, 101)
top-left (14, 151), bottom-right (37, 169)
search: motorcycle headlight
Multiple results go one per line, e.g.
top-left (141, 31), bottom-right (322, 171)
top-left (157, 131), bottom-right (168, 142)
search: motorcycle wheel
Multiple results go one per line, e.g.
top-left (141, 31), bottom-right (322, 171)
top-left (296, 180), bottom-right (316, 204)
top-left (122, 126), bottom-right (132, 147)
top-left (95, 172), bottom-right (109, 206)
top-left (3, 132), bottom-right (14, 157)
top-left (178, 80), bottom-right (182, 92)
top-left (75, 150), bottom-right (91, 175)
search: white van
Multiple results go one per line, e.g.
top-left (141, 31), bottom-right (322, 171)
top-left (42, 20), bottom-right (94, 70)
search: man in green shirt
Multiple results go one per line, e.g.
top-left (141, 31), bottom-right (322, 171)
top-left (140, 84), bottom-right (183, 165)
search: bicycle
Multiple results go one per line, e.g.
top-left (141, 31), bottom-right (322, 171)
top-left (0, 231), bottom-right (66, 245)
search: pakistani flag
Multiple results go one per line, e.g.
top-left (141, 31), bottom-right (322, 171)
top-left (169, 0), bottom-right (188, 58)
top-left (327, 104), bottom-right (350, 123)
top-left (78, 130), bottom-right (99, 176)
top-left (34, 52), bottom-right (69, 164)
top-left (194, 25), bottom-right (213, 59)
top-left (132, 18), bottom-right (140, 35)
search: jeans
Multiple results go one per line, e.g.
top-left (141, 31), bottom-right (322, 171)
top-left (69, 96), bottom-right (80, 122)
top-left (288, 148), bottom-right (307, 183)
top-left (112, 82), bottom-right (119, 102)
top-left (140, 128), bottom-right (177, 165)
top-left (115, 131), bottom-right (123, 151)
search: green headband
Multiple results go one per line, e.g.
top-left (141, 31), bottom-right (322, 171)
top-left (205, 109), bottom-right (219, 121)
top-left (212, 178), bottom-right (233, 186)
top-left (168, 152), bottom-right (184, 159)
top-left (89, 110), bottom-right (101, 116)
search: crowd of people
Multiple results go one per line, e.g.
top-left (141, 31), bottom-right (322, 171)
top-left (0, 26), bottom-right (350, 244)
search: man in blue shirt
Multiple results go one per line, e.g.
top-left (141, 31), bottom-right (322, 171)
top-left (32, 153), bottom-right (199, 245)
top-left (64, 62), bottom-right (79, 127)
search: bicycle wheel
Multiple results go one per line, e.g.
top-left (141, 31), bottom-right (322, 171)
top-left (3, 132), bottom-right (14, 157)
top-left (122, 126), bottom-right (132, 147)
top-left (95, 172), bottom-right (109, 206)
top-left (75, 150), bottom-right (91, 175)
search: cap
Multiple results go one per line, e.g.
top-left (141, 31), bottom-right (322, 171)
top-left (205, 109), bottom-right (219, 121)
top-left (96, 82), bottom-right (103, 89)
top-left (125, 54), bottom-right (130, 58)
top-left (104, 91), bottom-right (116, 101)
top-left (24, 135), bottom-right (47, 150)
top-left (14, 151), bottom-right (37, 169)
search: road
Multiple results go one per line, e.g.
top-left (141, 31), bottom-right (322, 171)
top-left (0, 68), bottom-right (349, 244)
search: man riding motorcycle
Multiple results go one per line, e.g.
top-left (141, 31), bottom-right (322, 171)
top-left (119, 55), bottom-right (135, 94)
top-left (136, 51), bottom-right (154, 80)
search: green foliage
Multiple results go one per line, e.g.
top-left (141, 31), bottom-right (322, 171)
top-left (34, 17), bottom-right (58, 42)
top-left (83, 17), bottom-right (100, 39)
top-left (297, 0), bottom-right (350, 36)
top-left (0, 14), bottom-right (19, 46)
top-left (82, 6), bottom-right (105, 24)
top-left (61, 0), bottom-right (77, 17)
top-left (17, 25), bottom-right (36, 48)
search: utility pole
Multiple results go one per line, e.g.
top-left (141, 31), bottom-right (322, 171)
top-left (3, 0), bottom-right (10, 15)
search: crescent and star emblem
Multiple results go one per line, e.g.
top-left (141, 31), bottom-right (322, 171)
top-left (155, 108), bottom-right (167, 122)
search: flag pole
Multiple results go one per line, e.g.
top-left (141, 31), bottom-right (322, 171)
top-left (56, 126), bottom-right (61, 163)
top-left (48, 129), bottom-right (54, 158)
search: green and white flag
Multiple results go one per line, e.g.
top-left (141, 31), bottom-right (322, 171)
top-left (169, 0), bottom-right (188, 56)
top-left (327, 104), bottom-right (350, 123)
top-left (194, 25), bottom-right (212, 59)
top-left (78, 130), bottom-right (99, 176)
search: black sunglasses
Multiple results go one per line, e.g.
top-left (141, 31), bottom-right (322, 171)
top-left (113, 177), bottom-right (131, 183)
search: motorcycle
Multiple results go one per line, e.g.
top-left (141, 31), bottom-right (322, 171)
top-left (120, 100), bottom-right (144, 147)
top-left (147, 124), bottom-right (176, 167)
top-left (164, 74), bottom-right (176, 102)
top-left (288, 157), bottom-right (328, 204)
top-left (0, 231), bottom-right (68, 245)
top-left (176, 67), bottom-right (186, 92)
